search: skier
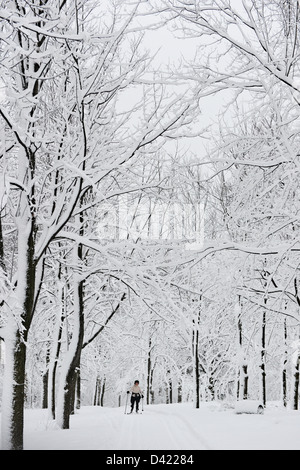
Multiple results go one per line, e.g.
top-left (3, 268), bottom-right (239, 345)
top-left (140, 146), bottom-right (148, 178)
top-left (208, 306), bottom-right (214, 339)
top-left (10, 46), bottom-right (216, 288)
top-left (127, 380), bottom-right (143, 413)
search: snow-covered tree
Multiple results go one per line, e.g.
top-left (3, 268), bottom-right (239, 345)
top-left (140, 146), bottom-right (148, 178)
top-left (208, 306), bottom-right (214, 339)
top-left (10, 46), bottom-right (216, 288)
top-left (0, 0), bottom-right (197, 449)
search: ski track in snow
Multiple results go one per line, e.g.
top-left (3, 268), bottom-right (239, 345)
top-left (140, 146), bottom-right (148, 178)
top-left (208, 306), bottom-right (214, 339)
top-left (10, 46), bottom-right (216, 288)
top-left (145, 406), bottom-right (212, 450)
top-left (87, 404), bottom-right (211, 450)
top-left (2, 401), bottom-right (300, 450)
top-left (117, 410), bottom-right (184, 450)
top-left (19, 404), bottom-right (211, 450)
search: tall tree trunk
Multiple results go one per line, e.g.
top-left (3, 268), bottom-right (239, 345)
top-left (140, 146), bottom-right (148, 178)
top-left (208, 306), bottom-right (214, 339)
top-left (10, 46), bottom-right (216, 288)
top-left (42, 364), bottom-right (49, 409)
top-left (165, 384), bottom-right (169, 404)
top-left (260, 297), bottom-right (267, 407)
top-left (100, 377), bottom-right (106, 407)
top-left (292, 280), bottom-right (300, 410)
top-left (56, 271), bottom-right (84, 429)
top-left (147, 338), bottom-right (152, 405)
top-left (94, 377), bottom-right (101, 406)
top-left (1, 224), bottom-right (36, 450)
top-left (292, 330), bottom-right (300, 410)
top-left (282, 317), bottom-right (288, 407)
top-left (47, 274), bottom-right (66, 420)
top-left (56, 186), bottom-right (85, 428)
top-left (2, 332), bottom-right (26, 450)
top-left (0, 0), bottom-right (46, 446)
top-left (150, 366), bottom-right (155, 404)
top-left (0, 213), bottom-right (5, 271)
top-left (192, 297), bottom-right (201, 408)
top-left (177, 381), bottom-right (182, 403)
top-left (236, 296), bottom-right (248, 400)
top-left (76, 368), bottom-right (81, 410)
top-left (48, 319), bottom-right (63, 420)
top-left (293, 358), bottom-right (300, 410)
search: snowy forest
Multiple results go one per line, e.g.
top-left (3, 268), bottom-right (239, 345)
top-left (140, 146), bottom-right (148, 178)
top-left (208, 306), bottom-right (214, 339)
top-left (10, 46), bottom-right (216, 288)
top-left (0, 0), bottom-right (299, 451)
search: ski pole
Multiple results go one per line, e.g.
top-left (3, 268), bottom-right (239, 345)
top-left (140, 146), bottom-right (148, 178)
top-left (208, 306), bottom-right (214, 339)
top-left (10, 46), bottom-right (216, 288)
top-left (124, 392), bottom-right (129, 414)
top-left (142, 395), bottom-right (144, 412)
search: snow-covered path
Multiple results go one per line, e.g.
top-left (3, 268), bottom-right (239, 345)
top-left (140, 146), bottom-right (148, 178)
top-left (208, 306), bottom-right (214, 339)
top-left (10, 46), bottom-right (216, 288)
top-left (115, 405), bottom-right (211, 450)
top-left (12, 402), bottom-right (300, 450)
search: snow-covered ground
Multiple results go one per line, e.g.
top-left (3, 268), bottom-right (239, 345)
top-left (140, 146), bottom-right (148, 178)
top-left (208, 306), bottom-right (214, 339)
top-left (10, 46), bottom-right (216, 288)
top-left (1, 401), bottom-right (299, 450)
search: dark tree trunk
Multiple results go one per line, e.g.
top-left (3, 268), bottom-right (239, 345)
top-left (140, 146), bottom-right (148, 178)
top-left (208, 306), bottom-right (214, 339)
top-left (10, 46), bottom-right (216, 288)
top-left (94, 377), bottom-right (101, 406)
top-left (293, 357), bottom-right (300, 410)
top-left (177, 382), bottom-right (182, 403)
top-left (4, 253), bottom-right (37, 448)
top-left (42, 370), bottom-right (48, 409)
top-left (100, 377), bottom-right (106, 407)
top-left (282, 317), bottom-right (288, 407)
top-left (237, 296), bottom-right (248, 400)
top-left (147, 338), bottom-right (152, 405)
top-left (292, 279), bottom-right (300, 410)
top-left (49, 274), bottom-right (66, 420)
top-left (150, 367), bottom-right (155, 404)
top-left (261, 303), bottom-right (267, 407)
top-left (242, 364), bottom-right (248, 399)
top-left (42, 348), bottom-right (50, 409)
top-left (76, 368), bottom-right (81, 410)
top-left (50, 321), bottom-right (63, 420)
top-left (192, 299), bottom-right (201, 408)
top-left (6, 222), bottom-right (37, 449)
top-left (61, 279), bottom-right (84, 429)
top-left (169, 379), bottom-right (173, 404)
top-left (10, 334), bottom-right (27, 450)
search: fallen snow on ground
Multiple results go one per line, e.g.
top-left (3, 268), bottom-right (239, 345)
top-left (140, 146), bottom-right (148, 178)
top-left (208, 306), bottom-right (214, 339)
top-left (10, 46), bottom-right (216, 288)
top-left (1, 402), bottom-right (300, 450)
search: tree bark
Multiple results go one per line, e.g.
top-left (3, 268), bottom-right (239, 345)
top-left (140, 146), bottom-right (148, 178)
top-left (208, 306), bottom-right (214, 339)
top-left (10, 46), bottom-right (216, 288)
top-left (192, 305), bottom-right (201, 408)
top-left (177, 382), bottom-right (182, 403)
top-left (237, 296), bottom-right (248, 400)
top-left (194, 330), bottom-right (200, 407)
top-left (293, 359), bottom-right (299, 410)
top-left (260, 297), bottom-right (267, 407)
top-left (1, 224), bottom-right (36, 449)
top-left (282, 317), bottom-right (288, 407)
top-left (94, 377), bottom-right (101, 406)
top-left (56, 275), bottom-right (84, 429)
top-left (147, 338), bottom-right (152, 405)
top-left (100, 377), bottom-right (106, 407)
top-left (42, 369), bottom-right (49, 409)
top-left (76, 368), bottom-right (81, 410)
top-left (2, 332), bottom-right (26, 450)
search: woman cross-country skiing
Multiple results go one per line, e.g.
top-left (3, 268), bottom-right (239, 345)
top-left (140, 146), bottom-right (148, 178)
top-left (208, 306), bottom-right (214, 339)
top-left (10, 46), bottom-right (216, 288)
top-left (127, 380), bottom-right (143, 413)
